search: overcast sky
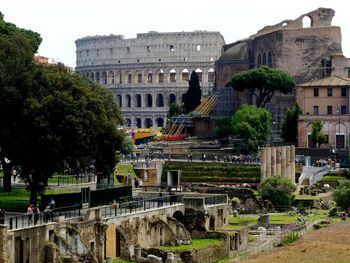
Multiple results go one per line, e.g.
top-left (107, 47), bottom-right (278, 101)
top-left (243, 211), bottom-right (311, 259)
top-left (1, 0), bottom-right (349, 68)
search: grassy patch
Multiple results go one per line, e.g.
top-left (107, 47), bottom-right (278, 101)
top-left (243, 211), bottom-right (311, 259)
top-left (229, 215), bottom-right (258, 225)
top-left (0, 189), bottom-right (30, 212)
top-left (294, 194), bottom-right (321, 201)
top-left (113, 259), bottom-right (137, 263)
top-left (321, 175), bottom-right (343, 181)
top-left (115, 164), bottom-right (136, 177)
top-left (44, 188), bottom-right (80, 195)
top-left (159, 239), bottom-right (223, 252)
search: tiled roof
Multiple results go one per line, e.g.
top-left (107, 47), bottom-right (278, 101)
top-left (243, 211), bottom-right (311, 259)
top-left (298, 76), bottom-right (350, 87)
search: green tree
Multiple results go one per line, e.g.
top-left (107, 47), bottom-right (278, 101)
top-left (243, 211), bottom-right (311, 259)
top-left (121, 137), bottom-right (135, 155)
top-left (168, 102), bottom-right (183, 118)
top-left (333, 180), bottom-right (350, 210)
top-left (183, 71), bottom-right (202, 114)
top-left (259, 176), bottom-right (296, 209)
top-left (0, 12), bottom-right (42, 191)
top-left (229, 66), bottom-right (296, 107)
top-left (231, 104), bottom-right (271, 153)
top-left (281, 103), bottom-right (302, 145)
top-left (311, 119), bottom-right (327, 148)
top-left (214, 116), bottom-right (233, 138)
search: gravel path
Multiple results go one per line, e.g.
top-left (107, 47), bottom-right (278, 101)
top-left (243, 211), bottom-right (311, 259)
top-left (240, 221), bottom-right (350, 263)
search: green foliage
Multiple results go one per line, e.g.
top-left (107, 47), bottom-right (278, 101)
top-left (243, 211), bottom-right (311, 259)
top-left (0, 189), bottom-right (30, 212)
top-left (229, 66), bottom-right (295, 107)
top-left (281, 103), bottom-right (302, 145)
top-left (259, 176), bottom-right (296, 208)
top-left (168, 102), bottom-right (183, 118)
top-left (214, 116), bottom-right (233, 138)
top-left (159, 239), bottom-right (223, 252)
top-left (333, 180), bottom-right (350, 210)
top-left (231, 104), bottom-right (271, 153)
top-left (311, 120), bottom-right (327, 148)
top-left (120, 136), bottom-right (135, 155)
top-left (183, 71), bottom-right (202, 114)
top-left (281, 231), bottom-right (299, 246)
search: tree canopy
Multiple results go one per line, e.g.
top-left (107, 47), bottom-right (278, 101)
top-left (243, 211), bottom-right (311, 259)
top-left (311, 119), bottom-right (327, 148)
top-left (214, 116), bottom-right (233, 138)
top-left (0, 13), bottom-right (125, 201)
top-left (333, 180), bottom-right (350, 211)
top-left (168, 102), bottom-right (183, 118)
top-left (259, 176), bottom-right (296, 209)
top-left (281, 103), bottom-right (302, 145)
top-left (229, 66), bottom-right (296, 107)
top-left (183, 71), bottom-right (202, 114)
top-left (231, 104), bottom-right (271, 153)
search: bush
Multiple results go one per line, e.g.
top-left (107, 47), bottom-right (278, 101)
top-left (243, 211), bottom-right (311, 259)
top-left (259, 176), bottom-right (296, 209)
top-left (333, 180), bottom-right (350, 210)
top-left (281, 231), bottom-right (299, 245)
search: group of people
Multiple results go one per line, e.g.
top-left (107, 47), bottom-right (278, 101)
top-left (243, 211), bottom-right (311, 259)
top-left (26, 198), bottom-right (55, 225)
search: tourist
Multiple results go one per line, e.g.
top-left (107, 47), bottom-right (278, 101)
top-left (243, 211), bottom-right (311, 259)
top-left (27, 204), bottom-right (33, 224)
top-left (0, 209), bottom-right (5, 224)
top-left (134, 178), bottom-right (139, 188)
top-left (49, 197), bottom-right (55, 210)
top-left (33, 204), bottom-right (40, 225)
top-left (111, 200), bottom-right (119, 209)
top-left (138, 179), bottom-right (143, 188)
top-left (157, 193), bottom-right (164, 207)
top-left (12, 168), bottom-right (17, 182)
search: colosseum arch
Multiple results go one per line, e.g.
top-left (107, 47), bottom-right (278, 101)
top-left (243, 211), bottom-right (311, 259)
top-left (146, 94), bottom-right (153, 107)
top-left (135, 70), bottom-right (142, 84)
top-left (125, 94), bottom-right (131, 108)
top-left (146, 70), bottom-right (153, 83)
top-left (181, 69), bottom-right (189, 81)
top-left (90, 72), bottom-right (94, 81)
top-left (302, 16), bottom-right (312, 28)
top-left (208, 68), bottom-right (215, 82)
top-left (135, 94), bottom-right (142, 108)
top-left (158, 69), bottom-right (164, 83)
top-left (156, 117), bottom-right (164, 127)
top-left (108, 71), bottom-right (115, 84)
top-left (169, 69), bottom-right (176, 82)
top-left (144, 118), bottom-right (153, 128)
top-left (169, 94), bottom-right (176, 105)
top-left (195, 68), bottom-right (203, 82)
top-left (116, 94), bottom-right (122, 107)
top-left (125, 118), bottom-right (132, 127)
top-left (101, 71), bottom-right (107, 85)
top-left (136, 117), bottom-right (142, 128)
top-left (156, 94), bottom-right (164, 107)
top-left (95, 72), bottom-right (100, 83)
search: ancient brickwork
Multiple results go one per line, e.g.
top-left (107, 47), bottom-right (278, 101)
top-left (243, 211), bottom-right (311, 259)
top-left (75, 31), bottom-right (225, 128)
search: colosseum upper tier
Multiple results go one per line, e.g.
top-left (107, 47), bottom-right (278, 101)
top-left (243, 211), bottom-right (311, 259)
top-left (75, 31), bottom-right (225, 129)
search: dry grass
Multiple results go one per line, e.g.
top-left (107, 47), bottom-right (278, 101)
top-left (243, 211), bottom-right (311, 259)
top-left (241, 221), bottom-right (350, 263)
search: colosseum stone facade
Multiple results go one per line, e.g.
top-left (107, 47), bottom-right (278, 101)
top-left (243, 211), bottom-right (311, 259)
top-left (75, 31), bottom-right (225, 128)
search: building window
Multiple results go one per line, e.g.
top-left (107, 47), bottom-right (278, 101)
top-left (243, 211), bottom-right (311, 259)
top-left (327, 106), bottom-right (332, 115)
top-left (313, 106), bottom-right (319, 115)
top-left (327, 88), bottom-right (333, 96)
top-left (170, 69), bottom-right (176, 82)
top-left (169, 45), bottom-right (174, 52)
top-left (126, 47), bottom-right (130, 54)
top-left (128, 73), bottom-right (132, 84)
top-left (341, 105), bottom-right (347, 114)
top-left (181, 69), bottom-right (189, 81)
top-left (147, 73), bottom-right (153, 83)
top-left (137, 73), bottom-right (142, 83)
top-left (196, 44), bottom-right (201, 51)
top-left (262, 53), bottom-right (267, 65)
top-left (341, 87), bottom-right (347, 97)
top-left (267, 52), bottom-right (272, 67)
top-left (158, 70), bottom-right (164, 83)
top-left (147, 46), bottom-right (151, 52)
top-left (314, 88), bottom-right (319, 97)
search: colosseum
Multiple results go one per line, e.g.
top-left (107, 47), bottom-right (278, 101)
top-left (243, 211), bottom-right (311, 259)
top-left (75, 31), bottom-right (225, 128)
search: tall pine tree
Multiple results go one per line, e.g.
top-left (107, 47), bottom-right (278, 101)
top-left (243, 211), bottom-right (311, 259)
top-left (183, 71), bottom-right (202, 114)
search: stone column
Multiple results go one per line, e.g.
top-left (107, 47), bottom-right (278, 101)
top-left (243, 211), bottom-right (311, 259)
top-left (286, 146), bottom-right (291, 180)
top-left (260, 148), bottom-right (267, 180)
top-left (281, 146), bottom-right (287, 177)
top-left (276, 147), bottom-right (281, 176)
top-left (291, 145), bottom-right (296, 184)
top-left (271, 147), bottom-right (276, 176)
top-left (266, 147), bottom-right (271, 177)
top-left (0, 226), bottom-right (10, 263)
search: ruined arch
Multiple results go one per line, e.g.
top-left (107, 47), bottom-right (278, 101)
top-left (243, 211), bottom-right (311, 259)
top-left (135, 94), bottom-right (142, 108)
top-left (302, 15), bottom-right (313, 28)
top-left (144, 118), bottom-right (153, 128)
top-left (125, 94), bottom-right (131, 108)
top-left (156, 117), bottom-right (164, 127)
top-left (268, 52), bottom-right (272, 67)
top-left (146, 94), bottom-right (153, 107)
top-left (169, 94), bottom-right (176, 105)
top-left (156, 94), bottom-right (164, 107)
top-left (262, 53), bottom-right (267, 65)
top-left (257, 54), bottom-right (262, 67)
top-left (172, 211), bottom-right (184, 224)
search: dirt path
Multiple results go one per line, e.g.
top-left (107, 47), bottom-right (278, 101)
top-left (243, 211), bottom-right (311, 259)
top-left (240, 221), bottom-right (350, 263)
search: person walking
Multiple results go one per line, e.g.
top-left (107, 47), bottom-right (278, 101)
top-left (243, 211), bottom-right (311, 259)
top-left (33, 204), bottom-right (40, 225)
top-left (27, 204), bottom-right (33, 224)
